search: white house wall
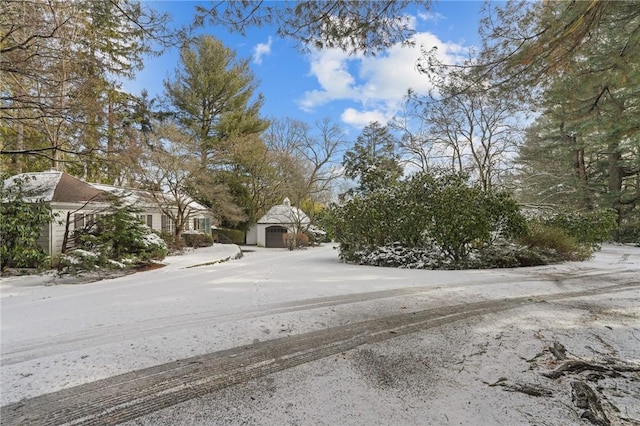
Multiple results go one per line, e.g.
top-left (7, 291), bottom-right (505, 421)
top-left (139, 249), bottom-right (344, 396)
top-left (37, 223), bottom-right (51, 255)
top-left (257, 224), bottom-right (267, 246)
top-left (39, 201), bottom-right (216, 255)
top-left (246, 226), bottom-right (257, 245)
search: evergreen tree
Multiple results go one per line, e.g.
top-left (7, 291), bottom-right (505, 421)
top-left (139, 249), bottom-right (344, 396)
top-left (342, 122), bottom-right (403, 196)
top-left (164, 35), bottom-right (268, 168)
top-left (1, 0), bottom-right (171, 176)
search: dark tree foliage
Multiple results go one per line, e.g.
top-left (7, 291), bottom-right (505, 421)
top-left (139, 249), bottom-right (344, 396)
top-left (321, 171), bottom-right (527, 265)
top-left (342, 122), bottom-right (403, 196)
top-left (439, 0), bottom-right (640, 242)
top-left (1, 0), bottom-right (175, 175)
top-left (1, 175), bottom-right (53, 272)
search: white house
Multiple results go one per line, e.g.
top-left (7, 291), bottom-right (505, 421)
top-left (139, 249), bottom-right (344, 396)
top-left (246, 198), bottom-right (324, 248)
top-left (3, 171), bottom-right (215, 255)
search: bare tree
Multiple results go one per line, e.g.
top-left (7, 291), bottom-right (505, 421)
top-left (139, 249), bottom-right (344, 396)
top-left (398, 71), bottom-right (522, 191)
top-left (131, 123), bottom-right (232, 242)
top-left (264, 117), bottom-right (347, 213)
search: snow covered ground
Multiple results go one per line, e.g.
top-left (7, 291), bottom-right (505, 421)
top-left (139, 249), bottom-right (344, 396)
top-left (1, 243), bottom-right (639, 425)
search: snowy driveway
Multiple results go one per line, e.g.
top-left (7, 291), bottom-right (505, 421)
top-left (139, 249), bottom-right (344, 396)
top-left (1, 244), bottom-right (639, 425)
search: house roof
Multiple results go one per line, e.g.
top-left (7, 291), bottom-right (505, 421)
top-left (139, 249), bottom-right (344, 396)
top-left (91, 183), bottom-right (210, 211)
top-left (3, 171), bottom-right (210, 212)
top-left (90, 183), bottom-right (158, 208)
top-left (3, 171), bottom-right (106, 203)
top-left (257, 197), bottom-right (311, 225)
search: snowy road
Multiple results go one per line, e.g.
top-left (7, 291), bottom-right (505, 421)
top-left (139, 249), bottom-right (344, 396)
top-left (1, 244), bottom-right (639, 425)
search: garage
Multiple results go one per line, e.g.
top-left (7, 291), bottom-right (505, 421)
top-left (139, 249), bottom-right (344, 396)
top-left (265, 226), bottom-right (288, 248)
top-left (246, 198), bottom-right (324, 248)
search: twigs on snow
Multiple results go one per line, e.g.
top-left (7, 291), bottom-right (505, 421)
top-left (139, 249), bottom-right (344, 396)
top-left (485, 340), bottom-right (640, 426)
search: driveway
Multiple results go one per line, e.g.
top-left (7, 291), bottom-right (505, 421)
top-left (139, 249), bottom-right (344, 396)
top-left (1, 244), bottom-right (639, 425)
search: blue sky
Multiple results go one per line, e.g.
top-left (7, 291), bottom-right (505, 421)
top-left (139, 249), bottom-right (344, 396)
top-left (125, 1), bottom-right (485, 137)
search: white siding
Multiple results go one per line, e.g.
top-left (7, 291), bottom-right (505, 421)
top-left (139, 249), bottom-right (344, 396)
top-left (51, 209), bottom-right (70, 254)
top-left (246, 226), bottom-right (257, 245)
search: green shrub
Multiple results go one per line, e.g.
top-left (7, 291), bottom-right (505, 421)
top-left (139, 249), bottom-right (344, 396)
top-left (215, 229), bottom-right (245, 244)
top-left (424, 175), bottom-right (527, 262)
top-left (618, 216), bottom-right (640, 245)
top-left (1, 175), bottom-right (53, 272)
top-left (138, 231), bottom-right (168, 261)
top-left (159, 231), bottom-right (184, 252)
top-left (323, 172), bottom-right (528, 265)
top-left (182, 232), bottom-right (214, 248)
top-left (520, 222), bottom-right (592, 261)
top-left (70, 196), bottom-right (167, 270)
top-left (473, 241), bottom-right (552, 268)
top-left (543, 209), bottom-right (617, 248)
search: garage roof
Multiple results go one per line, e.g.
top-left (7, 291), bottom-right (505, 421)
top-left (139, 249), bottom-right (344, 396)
top-left (257, 197), bottom-right (311, 225)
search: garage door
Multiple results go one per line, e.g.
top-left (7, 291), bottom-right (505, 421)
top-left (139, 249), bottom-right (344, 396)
top-left (265, 226), bottom-right (287, 248)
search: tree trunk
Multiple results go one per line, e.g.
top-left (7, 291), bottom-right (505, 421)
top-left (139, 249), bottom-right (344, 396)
top-left (607, 141), bottom-right (623, 239)
top-left (574, 148), bottom-right (587, 183)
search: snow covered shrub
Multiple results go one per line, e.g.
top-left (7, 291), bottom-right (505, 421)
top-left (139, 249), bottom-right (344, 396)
top-left (322, 172), bottom-right (528, 268)
top-left (353, 242), bottom-right (444, 269)
top-left (470, 240), bottom-right (554, 268)
top-left (58, 249), bottom-right (105, 274)
top-left (72, 196), bottom-right (167, 268)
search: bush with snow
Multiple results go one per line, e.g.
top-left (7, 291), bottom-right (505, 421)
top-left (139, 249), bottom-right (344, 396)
top-left (321, 172), bottom-right (530, 269)
top-left (61, 196), bottom-right (167, 274)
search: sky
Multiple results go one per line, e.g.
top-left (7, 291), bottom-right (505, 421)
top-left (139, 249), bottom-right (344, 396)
top-left (124, 1), bottom-right (486, 138)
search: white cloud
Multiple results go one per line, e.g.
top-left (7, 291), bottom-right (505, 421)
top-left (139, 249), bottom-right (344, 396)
top-left (298, 49), bottom-right (358, 111)
top-left (418, 11), bottom-right (445, 23)
top-left (298, 31), bottom-right (467, 128)
top-left (340, 108), bottom-right (390, 129)
top-left (253, 36), bottom-right (272, 65)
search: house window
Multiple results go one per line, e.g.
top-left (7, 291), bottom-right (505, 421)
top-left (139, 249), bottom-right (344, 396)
top-left (161, 214), bottom-right (174, 234)
top-left (138, 214), bottom-right (153, 228)
top-left (74, 213), bottom-right (85, 229)
top-left (74, 213), bottom-right (95, 230)
top-left (193, 218), bottom-right (211, 234)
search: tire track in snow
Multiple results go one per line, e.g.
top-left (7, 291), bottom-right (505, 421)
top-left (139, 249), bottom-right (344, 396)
top-left (6, 267), bottom-right (635, 366)
top-left (2, 280), bottom-right (638, 426)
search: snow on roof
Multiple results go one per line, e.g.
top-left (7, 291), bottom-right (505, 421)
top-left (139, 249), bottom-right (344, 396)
top-left (88, 183), bottom-right (209, 211)
top-left (3, 172), bottom-right (208, 212)
top-left (89, 183), bottom-right (156, 207)
top-left (257, 198), bottom-right (311, 225)
top-left (3, 171), bottom-right (105, 203)
top-left (3, 171), bottom-right (61, 202)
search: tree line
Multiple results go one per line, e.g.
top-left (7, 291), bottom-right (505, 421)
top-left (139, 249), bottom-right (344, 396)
top-left (2, 0), bottom-right (638, 246)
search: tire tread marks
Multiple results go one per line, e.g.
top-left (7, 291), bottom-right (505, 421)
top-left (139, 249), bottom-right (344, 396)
top-left (2, 282), bottom-right (638, 426)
